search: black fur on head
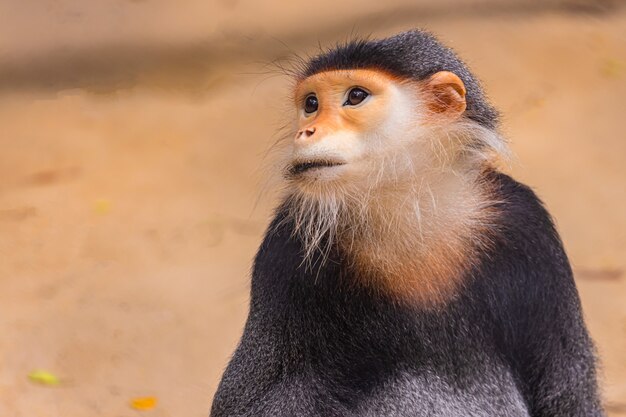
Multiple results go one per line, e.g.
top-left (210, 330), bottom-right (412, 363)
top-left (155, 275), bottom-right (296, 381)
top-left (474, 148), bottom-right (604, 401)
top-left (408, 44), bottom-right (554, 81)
top-left (301, 30), bottom-right (499, 130)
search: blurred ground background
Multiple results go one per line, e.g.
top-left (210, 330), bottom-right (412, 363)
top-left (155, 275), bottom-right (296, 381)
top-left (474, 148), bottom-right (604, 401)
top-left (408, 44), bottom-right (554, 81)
top-left (0, 0), bottom-right (625, 416)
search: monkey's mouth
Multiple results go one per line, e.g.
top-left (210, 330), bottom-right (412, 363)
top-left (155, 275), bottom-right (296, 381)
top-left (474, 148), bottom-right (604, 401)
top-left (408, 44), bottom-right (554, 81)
top-left (289, 159), bottom-right (346, 177)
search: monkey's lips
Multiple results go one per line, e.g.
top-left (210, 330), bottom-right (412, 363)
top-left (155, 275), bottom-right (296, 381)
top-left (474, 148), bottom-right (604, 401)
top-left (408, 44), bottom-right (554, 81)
top-left (289, 159), bottom-right (346, 177)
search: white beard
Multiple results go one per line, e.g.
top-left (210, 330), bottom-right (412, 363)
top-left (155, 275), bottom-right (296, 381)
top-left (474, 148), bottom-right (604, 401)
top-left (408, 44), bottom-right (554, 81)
top-left (275, 119), bottom-right (507, 273)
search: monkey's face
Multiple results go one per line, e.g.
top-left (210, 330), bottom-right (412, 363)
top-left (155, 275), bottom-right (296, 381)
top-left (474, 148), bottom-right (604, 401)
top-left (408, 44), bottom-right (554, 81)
top-left (287, 69), bottom-right (467, 194)
top-left (289, 69), bottom-right (411, 187)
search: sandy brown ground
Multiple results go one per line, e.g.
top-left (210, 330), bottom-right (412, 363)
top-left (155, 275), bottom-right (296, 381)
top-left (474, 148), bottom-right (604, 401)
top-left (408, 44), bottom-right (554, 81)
top-left (0, 1), bottom-right (625, 416)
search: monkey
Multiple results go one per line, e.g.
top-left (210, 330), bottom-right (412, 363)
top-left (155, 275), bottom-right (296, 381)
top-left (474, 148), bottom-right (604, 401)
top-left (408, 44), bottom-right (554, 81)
top-left (210, 30), bottom-right (605, 416)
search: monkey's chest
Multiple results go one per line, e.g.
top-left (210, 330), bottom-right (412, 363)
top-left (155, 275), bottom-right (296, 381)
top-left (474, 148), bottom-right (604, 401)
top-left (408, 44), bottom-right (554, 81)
top-left (211, 298), bottom-right (532, 416)
top-left (255, 366), bottom-right (530, 417)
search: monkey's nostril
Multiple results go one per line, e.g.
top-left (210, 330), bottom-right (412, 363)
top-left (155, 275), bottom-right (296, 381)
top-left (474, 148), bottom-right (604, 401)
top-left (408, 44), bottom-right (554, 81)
top-left (297, 127), bottom-right (316, 139)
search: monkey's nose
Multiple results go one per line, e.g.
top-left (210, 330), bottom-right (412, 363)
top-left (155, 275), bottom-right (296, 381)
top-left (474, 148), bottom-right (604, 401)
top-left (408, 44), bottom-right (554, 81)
top-left (296, 127), bottom-right (316, 139)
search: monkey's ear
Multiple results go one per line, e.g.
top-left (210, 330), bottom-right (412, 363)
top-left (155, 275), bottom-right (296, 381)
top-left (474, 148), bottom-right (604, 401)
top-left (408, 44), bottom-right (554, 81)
top-left (424, 71), bottom-right (467, 118)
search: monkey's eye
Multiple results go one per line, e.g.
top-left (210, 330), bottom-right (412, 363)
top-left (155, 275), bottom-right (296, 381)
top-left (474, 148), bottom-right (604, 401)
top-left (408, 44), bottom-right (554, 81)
top-left (304, 94), bottom-right (318, 114)
top-left (345, 87), bottom-right (369, 106)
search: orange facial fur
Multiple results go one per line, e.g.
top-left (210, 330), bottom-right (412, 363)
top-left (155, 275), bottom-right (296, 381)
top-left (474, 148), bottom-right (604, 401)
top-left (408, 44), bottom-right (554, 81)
top-left (276, 68), bottom-right (505, 307)
top-left (295, 69), bottom-right (400, 136)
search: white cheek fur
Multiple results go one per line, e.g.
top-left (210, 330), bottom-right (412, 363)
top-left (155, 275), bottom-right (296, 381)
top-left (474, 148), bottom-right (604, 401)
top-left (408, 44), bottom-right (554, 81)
top-left (378, 84), bottom-right (427, 145)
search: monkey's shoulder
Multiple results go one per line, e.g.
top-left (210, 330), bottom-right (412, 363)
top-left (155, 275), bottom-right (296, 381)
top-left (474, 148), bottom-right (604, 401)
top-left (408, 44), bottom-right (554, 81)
top-left (486, 170), bottom-right (556, 232)
top-left (483, 170), bottom-right (572, 278)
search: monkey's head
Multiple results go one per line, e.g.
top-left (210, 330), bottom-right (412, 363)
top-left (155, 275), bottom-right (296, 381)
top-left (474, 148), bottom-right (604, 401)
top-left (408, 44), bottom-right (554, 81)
top-left (289, 68), bottom-right (471, 189)
top-left (275, 30), bottom-right (506, 265)
top-left (283, 30), bottom-right (503, 196)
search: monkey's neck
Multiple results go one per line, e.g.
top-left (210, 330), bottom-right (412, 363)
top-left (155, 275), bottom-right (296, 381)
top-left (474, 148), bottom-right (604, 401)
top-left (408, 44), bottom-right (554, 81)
top-left (291, 166), bottom-right (497, 305)
top-left (347, 167), bottom-right (497, 304)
